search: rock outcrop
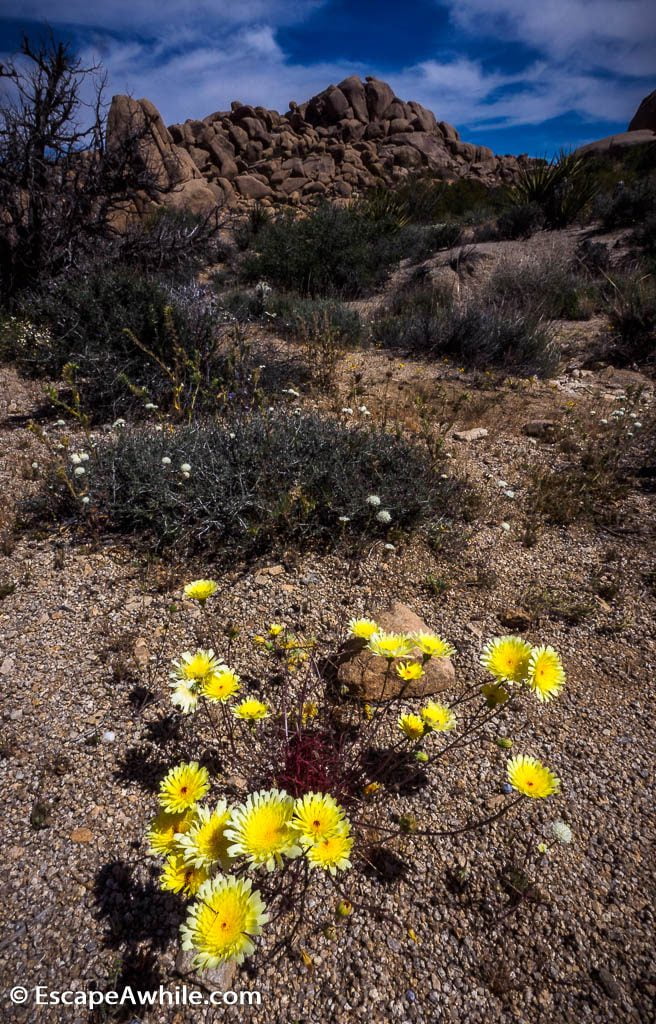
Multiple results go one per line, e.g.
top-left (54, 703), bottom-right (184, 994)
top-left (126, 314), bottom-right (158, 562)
top-left (108, 76), bottom-right (526, 215)
top-left (106, 95), bottom-right (221, 217)
top-left (629, 89), bottom-right (656, 133)
top-left (577, 129), bottom-right (656, 156)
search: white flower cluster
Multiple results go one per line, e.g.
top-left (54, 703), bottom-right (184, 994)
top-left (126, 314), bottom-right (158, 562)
top-left (0, 316), bottom-right (52, 355)
top-left (550, 820), bottom-right (573, 844)
top-left (70, 451), bottom-right (89, 477)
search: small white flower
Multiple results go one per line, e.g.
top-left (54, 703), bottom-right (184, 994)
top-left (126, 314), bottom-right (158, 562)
top-left (229, 432), bottom-right (236, 439)
top-left (74, 466), bottom-right (86, 477)
top-left (504, 490), bottom-right (516, 499)
top-left (341, 407), bottom-right (353, 415)
top-left (376, 509), bottom-right (392, 525)
top-left (497, 480), bottom-right (509, 488)
top-left (550, 820), bottom-right (573, 844)
top-left (366, 494), bottom-right (381, 507)
top-left (501, 521), bottom-right (511, 532)
top-left (81, 496), bottom-right (90, 505)
top-left (629, 412), bottom-right (637, 419)
top-left (180, 463), bottom-right (191, 473)
top-left (284, 388), bottom-right (300, 398)
top-left (358, 405), bottom-right (369, 414)
top-left (338, 516), bottom-right (351, 523)
top-left (600, 418), bottom-right (608, 425)
top-left (101, 730), bottom-right (116, 743)
top-left (154, 424), bottom-right (163, 432)
top-left (361, 409), bottom-right (371, 417)
top-left (161, 457), bottom-right (171, 466)
top-left (55, 419), bottom-right (66, 427)
top-left (31, 462), bottom-right (39, 469)
top-left (144, 402), bottom-right (158, 410)
top-left (384, 542), bottom-right (395, 551)
top-left (112, 418), bottom-right (126, 429)
top-left (70, 453), bottom-right (81, 465)
top-left (182, 472), bottom-right (191, 480)
top-left (79, 452), bottom-right (89, 462)
top-left (634, 421), bottom-right (642, 428)
top-left (293, 408), bottom-right (302, 416)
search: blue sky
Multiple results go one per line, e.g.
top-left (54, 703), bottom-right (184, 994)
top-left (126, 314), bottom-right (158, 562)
top-left (1, 1), bottom-right (655, 155)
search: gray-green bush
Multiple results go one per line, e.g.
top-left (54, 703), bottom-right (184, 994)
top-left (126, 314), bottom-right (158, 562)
top-left (43, 411), bottom-right (472, 558)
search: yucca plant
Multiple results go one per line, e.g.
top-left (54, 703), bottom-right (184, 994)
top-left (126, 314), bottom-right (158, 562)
top-left (508, 151), bottom-right (598, 229)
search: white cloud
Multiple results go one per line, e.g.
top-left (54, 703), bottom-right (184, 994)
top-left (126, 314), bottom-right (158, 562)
top-left (11, 0), bottom-right (325, 32)
top-left (3, 0), bottom-right (654, 142)
top-left (448, 0), bottom-right (656, 77)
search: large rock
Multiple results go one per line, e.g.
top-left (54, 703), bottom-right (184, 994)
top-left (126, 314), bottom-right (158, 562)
top-left (338, 75), bottom-right (369, 122)
top-left (333, 602), bottom-right (455, 701)
top-left (233, 174), bottom-right (273, 199)
top-left (107, 95), bottom-right (217, 214)
top-left (577, 130), bottom-right (656, 156)
top-left (629, 89), bottom-right (656, 132)
top-left (365, 77), bottom-right (395, 120)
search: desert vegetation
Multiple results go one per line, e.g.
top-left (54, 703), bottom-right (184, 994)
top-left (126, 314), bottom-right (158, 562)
top-left (0, 29), bottom-right (655, 1024)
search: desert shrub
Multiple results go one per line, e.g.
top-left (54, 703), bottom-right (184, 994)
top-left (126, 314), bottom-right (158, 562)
top-left (508, 151), bottom-right (598, 229)
top-left (605, 275), bottom-right (656, 366)
top-left (115, 207), bottom-right (223, 278)
top-left (596, 175), bottom-right (656, 230)
top-left (385, 277), bottom-right (455, 318)
top-left (573, 239), bottom-right (611, 277)
top-left (376, 299), bottom-right (559, 376)
top-left (526, 393), bottom-right (653, 527)
top-left (485, 256), bottom-right (597, 320)
top-left (358, 176), bottom-right (502, 228)
top-left (393, 223), bottom-right (464, 262)
top-left (632, 213), bottom-right (656, 257)
top-left (433, 178), bottom-right (505, 220)
top-left (234, 202), bottom-right (273, 251)
top-left (10, 269), bottom-right (269, 420)
top-left (219, 286), bottom-right (267, 322)
top-left (271, 295), bottom-right (361, 346)
top-left (242, 204), bottom-right (401, 297)
top-left (48, 411), bottom-right (470, 557)
top-left (227, 289), bottom-right (363, 348)
top-left (493, 202), bottom-right (545, 240)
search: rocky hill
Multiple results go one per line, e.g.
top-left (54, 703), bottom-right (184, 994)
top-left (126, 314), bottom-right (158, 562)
top-left (108, 76), bottom-right (529, 217)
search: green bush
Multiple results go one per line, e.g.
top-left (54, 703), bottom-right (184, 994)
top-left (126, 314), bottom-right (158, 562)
top-left (493, 202), bottom-right (545, 240)
top-left (485, 256), bottom-right (597, 320)
top-left (10, 269), bottom-right (274, 420)
top-left (358, 176), bottom-right (503, 228)
top-left (596, 175), bottom-right (656, 230)
top-left (633, 215), bottom-right (656, 257)
top-left (222, 288), bottom-right (362, 347)
top-left (46, 411), bottom-right (471, 558)
top-left (392, 223), bottom-right (464, 263)
top-left (376, 299), bottom-right (559, 376)
top-left (242, 204), bottom-right (401, 297)
top-left (606, 276), bottom-right (656, 366)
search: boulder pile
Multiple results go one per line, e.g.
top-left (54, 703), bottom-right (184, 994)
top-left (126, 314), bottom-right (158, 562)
top-left (107, 75), bottom-right (529, 216)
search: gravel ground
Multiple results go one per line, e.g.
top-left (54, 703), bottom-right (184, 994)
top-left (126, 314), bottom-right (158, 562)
top-left (1, 306), bottom-right (655, 1024)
